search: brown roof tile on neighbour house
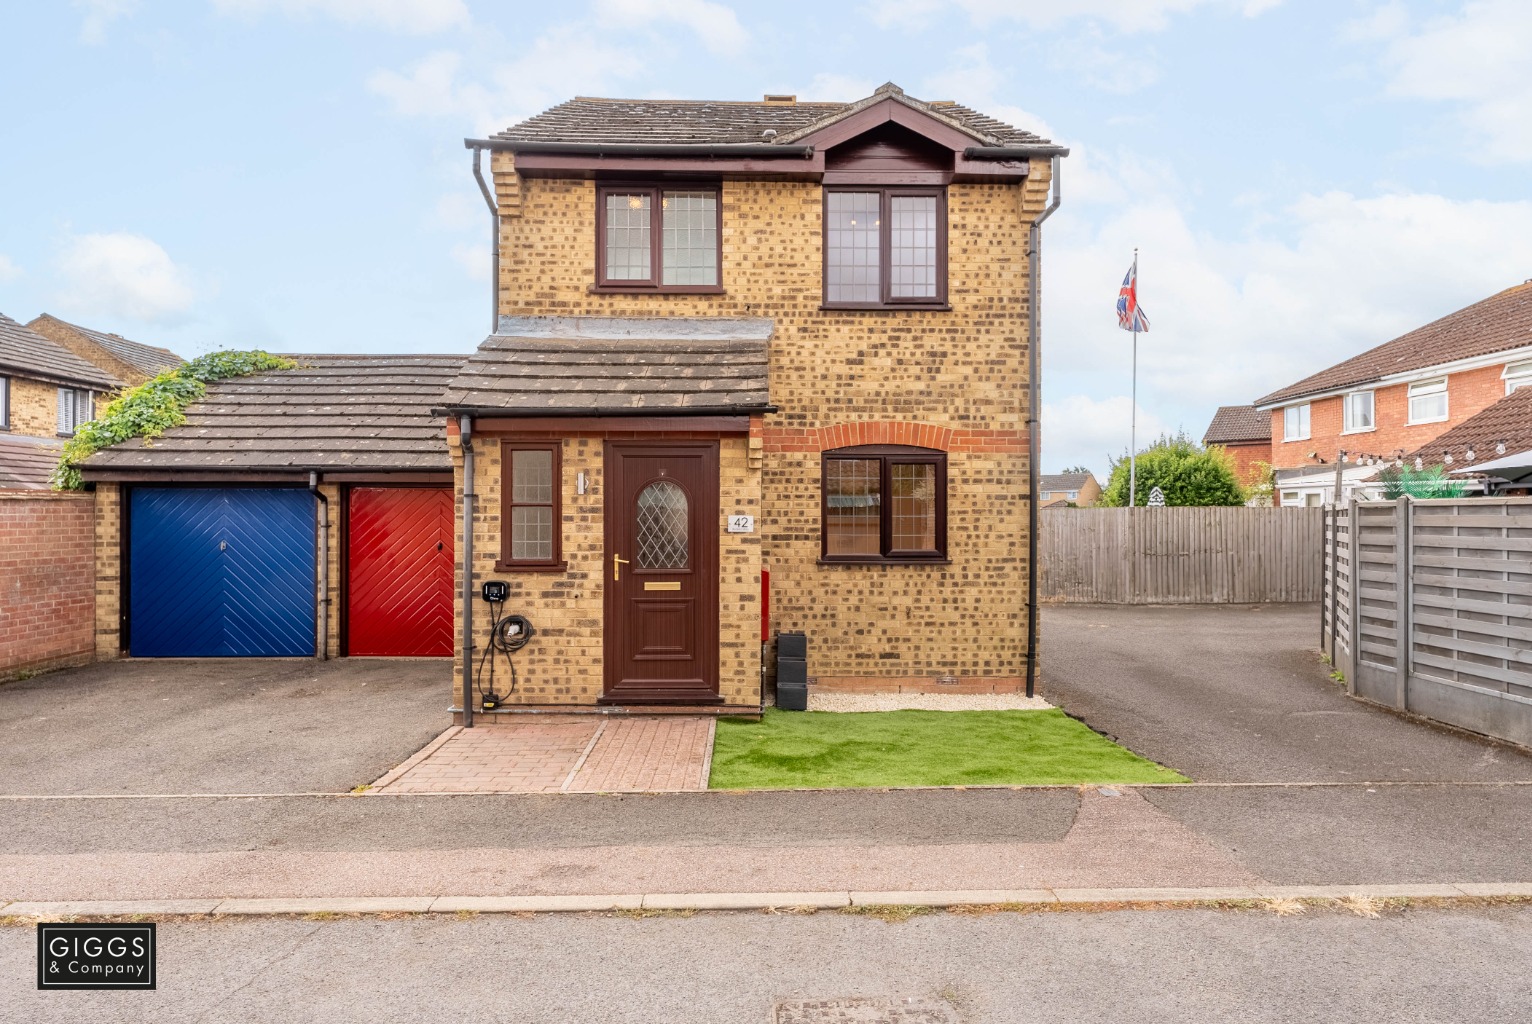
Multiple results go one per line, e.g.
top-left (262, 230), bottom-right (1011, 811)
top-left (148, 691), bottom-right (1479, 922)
top-left (1405, 385), bottom-right (1532, 467)
top-left (493, 83), bottom-right (1053, 149)
top-left (1256, 282), bottom-right (1532, 407)
top-left (439, 316), bottom-right (772, 416)
top-left (0, 312), bottom-right (121, 390)
top-left (1203, 404), bottom-right (1272, 444)
top-left (1040, 473), bottom-right (1091, 492)
top-left (0, 434), bottom-right (64, 489)
top-left (81, 354), bottom-right (465, 474)
top-left (28, 314), bottom-right (182, 378)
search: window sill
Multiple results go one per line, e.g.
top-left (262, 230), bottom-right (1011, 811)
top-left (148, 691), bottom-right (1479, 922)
top-left (817, 558), bottom-right (952, 566)
top-left (819, 303), bottom-right (951, 312)
top-left (1282, 436), bottom-right (1310, 443)
top-left (493, 561), bottom-right (569, 574)
top-left (589, 285), bottom-right (725, 295)
top-left (1406, 419), bottom-right (1449, 427)
top-left (1340, 426), bottom-right (1376, 435)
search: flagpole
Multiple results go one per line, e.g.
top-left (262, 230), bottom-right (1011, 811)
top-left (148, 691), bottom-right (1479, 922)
top-left (1129, 248), bottom-right (1138, 508)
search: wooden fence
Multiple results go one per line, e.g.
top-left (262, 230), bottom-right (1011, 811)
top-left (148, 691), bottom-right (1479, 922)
top-left (1040, 506), bottom-right (1323, 604)
top-left (1322, 497), bottom-right (1532, 749)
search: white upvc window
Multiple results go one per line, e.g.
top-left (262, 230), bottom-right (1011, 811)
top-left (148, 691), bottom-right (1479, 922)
top-left (1066, 490), bottom-right (1079, 500)
top-left (1342, 390), bottom-right (1375, 433)
top-left (56, 387), bottom-right (94, 436)
top-left (1283, 403), bottom-right (1310, 441)
top-left (1408, 378), bottom-right (1448, 424)
top-left (1504, 360), bottom-right (1532, 394)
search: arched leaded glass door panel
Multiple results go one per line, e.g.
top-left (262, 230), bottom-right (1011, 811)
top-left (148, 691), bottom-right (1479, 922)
top-left (635, 480), bottom-right (689, 569)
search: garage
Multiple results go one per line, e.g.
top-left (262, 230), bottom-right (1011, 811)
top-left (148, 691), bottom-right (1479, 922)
top-left (128, 487), bottom-right (317, 657)
top-left (345, 486), bottom-right (454, 657)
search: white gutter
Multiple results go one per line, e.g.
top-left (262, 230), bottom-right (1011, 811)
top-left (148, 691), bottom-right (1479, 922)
top-left (1254, 342), bottom-right (1532, 412)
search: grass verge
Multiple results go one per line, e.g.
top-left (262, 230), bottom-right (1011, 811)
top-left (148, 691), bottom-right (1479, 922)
top-left (708, 708), bottom-right (1187, 789)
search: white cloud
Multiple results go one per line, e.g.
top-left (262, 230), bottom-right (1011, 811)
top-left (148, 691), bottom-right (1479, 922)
top-left (0, 254), bottom-right (19, 282)
top-left (868, 0), bottom-right (1279, 33)
top-left (211, 0), bottom-right (469, 34)
top-left (1048, 33), bottom-right (1162, 93)
top-left (54, 233), bottom-right (196, 324)
top-left (593, 0), bottom-right (748, 56)
top-left (75, 0), bottom-right (137, 44)
top-left (1365, 0), bottom-right (1532, 163)
top-left (1043, 394), bottom-right (1172, 478)
top-left (450, 242), bottom-right (489, 282)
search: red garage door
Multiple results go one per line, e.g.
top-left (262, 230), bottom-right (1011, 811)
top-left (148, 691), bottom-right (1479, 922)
top-left (346, 487), bottom-right (454, 657)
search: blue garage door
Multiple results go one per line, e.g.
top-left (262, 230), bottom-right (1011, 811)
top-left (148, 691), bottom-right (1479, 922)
top-left (129, 488), bottom-right (316, 657)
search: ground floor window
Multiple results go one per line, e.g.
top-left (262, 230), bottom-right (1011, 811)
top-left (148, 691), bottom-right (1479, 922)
top-left (500, 442), bottom-right (563, 569)
top-left (821, 444), bottom-right (946, 562)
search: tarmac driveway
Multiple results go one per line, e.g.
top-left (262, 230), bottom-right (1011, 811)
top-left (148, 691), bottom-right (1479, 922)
top-left (1041, 603), bottom-right (1532, 783)
top-left (0, 659), bottom-right (450, 795)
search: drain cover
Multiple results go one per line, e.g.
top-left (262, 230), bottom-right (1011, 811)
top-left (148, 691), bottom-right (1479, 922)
top-left (774, 996), bottom-right (959, 1023)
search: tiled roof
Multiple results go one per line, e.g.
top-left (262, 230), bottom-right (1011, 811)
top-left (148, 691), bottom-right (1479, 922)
top-left (31, 315), bottom-right (182, 377)
top-left (439, 316), bottom-right (772, 415)
top-left (1040, 473), bottom-right (1091, 491)
top-left (1406, 385), bottom-right (1532, 467)
top-left (82, 355), bottom-right (465, 473)
top-left (0, 434), bottom-right (64, 489)
top-left (1204, 405), bottom-right (1272, 444)
top-left (493, 83), bottom-right (1052, 149)
top-left (0, 312), bottom-right (121, 390)
top-left (1257, 281), bottom-right (1532, 407)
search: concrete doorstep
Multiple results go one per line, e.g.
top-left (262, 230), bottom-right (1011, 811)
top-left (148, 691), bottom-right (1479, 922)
top-left (4, 884), bottom-right (1532, 919)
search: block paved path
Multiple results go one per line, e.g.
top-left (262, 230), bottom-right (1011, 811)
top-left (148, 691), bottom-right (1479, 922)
top-left (369, 716), bottom-right (715, 794)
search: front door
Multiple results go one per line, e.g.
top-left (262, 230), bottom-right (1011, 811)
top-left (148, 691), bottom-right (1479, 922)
top-left (603, 442), bottom-right (720, 704)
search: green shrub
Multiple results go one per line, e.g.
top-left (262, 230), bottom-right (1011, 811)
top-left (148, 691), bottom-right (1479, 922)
top-left (1378, 464), bottom-right (1468, 499)
top-left (1097, 430), bottom-right (1247, 507)
top-left (52, 350), bottom-right (297, 490)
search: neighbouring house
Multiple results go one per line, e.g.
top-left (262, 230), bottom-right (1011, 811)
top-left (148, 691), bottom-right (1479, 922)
top-left (1254, 280), bottom-right (1532, 506)
top-left (1404, 385), bottom-right (1532, 495)
top-left (439, 82), bottom-right (1064, 717)
top-left (1202, 405), bottom-right (1271, 489)
top-left (0, 311), bottom-right (121, 489)
top-left (1038, 472), bottom-right (1100, 508)
top-left (76, 355), bottom-right (465, 658)
top-left (27, 314), bottom-right (181, 385)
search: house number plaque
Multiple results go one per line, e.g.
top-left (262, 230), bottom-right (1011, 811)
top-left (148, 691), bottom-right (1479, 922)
top-left (727, 515), bottom-right (755, 534)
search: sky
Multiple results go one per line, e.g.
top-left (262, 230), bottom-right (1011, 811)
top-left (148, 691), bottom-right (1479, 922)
top-left (3, 1), bottom-right (1532, 480)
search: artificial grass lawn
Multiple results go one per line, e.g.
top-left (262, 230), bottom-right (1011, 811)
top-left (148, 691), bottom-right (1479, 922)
top-left (708, 708), bottom-right (1188, 789)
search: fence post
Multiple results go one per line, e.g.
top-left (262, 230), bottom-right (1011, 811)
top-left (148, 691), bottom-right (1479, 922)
top-left (1325, 505), bottom-right (1338, 658)
top-left (1394, 495), bottom-right (1411, 711)
top-left (1347, 496), bottom-right (1360, 695)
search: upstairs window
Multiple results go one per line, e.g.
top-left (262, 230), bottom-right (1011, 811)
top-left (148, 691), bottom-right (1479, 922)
top-left (1343, 391), bottom-right (1375, 433)
top-left (1408, 378), bottom-right (1448, 424)
top-left (822, 444), bottom-right (947, 563)
top-left (56, 387), bottom-right (93, 437)
top-left (1504, 360), bottom-right (1532, 394)
top-left (823, 187), bottom-right (947, 309)
top-left (596, 184), bottom-right (720, 291)
top-left (1282, 403), bottom-right (1310, 441)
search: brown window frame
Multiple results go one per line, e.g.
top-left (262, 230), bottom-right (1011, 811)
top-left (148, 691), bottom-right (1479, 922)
top-left (822, 186), bottom-right (949, 310)
top-left (498, 441), bottom-right (566, 572)
top-left (820, 444), bottom-right (949, 564)
top-left (594, 182), bottom-right (724, 294)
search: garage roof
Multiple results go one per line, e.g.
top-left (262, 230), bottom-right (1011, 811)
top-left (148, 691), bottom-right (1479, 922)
top-left (81, 354), bottom-right (465, 475)
top-left (438, 316), bottom-right (773, 416)
top-left (0, 434), bottom-right (64, 489)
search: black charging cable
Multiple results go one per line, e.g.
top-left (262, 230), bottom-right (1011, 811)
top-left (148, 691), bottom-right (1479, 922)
top-left (475, 601), bottom-right (535, 711)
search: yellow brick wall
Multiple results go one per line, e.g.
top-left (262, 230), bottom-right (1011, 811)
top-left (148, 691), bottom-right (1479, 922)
top-left (93, 483), bottom-right (121, 660)
top-left (5, 376), bottom-right (68, 439)
top-left (451, 433), bottom-right (762, 709)
top-left (26, 318), bottom-right (148, 386)
top-left (488, 155), bottom-right (1048, 690)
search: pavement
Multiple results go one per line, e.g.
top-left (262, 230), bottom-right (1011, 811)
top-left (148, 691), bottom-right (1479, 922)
top-left (7, 905), bottom-right (1532, 1022)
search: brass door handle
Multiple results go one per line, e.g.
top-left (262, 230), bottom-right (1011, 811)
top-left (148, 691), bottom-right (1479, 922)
top-left (613, 553), bottom-right (630, 581)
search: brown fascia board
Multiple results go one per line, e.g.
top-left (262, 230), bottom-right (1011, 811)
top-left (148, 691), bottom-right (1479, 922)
top-left (465, 138), bottom-right (814, 158)
top-left (433, 404), bottom-right (778, 419)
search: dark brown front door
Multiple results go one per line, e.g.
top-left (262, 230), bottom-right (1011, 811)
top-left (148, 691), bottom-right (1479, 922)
top-left (603, 442), bottom-right (720, 704)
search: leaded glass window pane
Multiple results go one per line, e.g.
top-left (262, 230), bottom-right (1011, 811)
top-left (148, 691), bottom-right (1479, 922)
top-left (510, 506), bottom-right (553, 562)
top-left (636, 480), bottom-right (689, 569)
top-left (890, 462), bottom-right (937, 551)
top-left (889, 195), bottom-right (937, 299)
top-left (825, 192), bottom-right (881, 303)
top-left (511, 449), bottom-right (552, 504)
top-left (661, 191), bottom-right (718, 286)
top-left (824, 458), bottom-right (881, 556)
top-left (605, 192), bottom-right (652, 281)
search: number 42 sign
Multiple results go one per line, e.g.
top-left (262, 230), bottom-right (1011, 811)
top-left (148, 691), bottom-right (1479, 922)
top-left (727, 515), bottom-right (755, 534)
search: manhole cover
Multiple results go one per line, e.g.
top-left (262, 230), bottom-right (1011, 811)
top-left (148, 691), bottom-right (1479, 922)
top-left (774, 996), bottom-right (959, 1023)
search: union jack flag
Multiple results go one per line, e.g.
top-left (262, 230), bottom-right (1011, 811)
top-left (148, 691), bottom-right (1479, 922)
top-left (1117, 263), bottom-right (1150, 333)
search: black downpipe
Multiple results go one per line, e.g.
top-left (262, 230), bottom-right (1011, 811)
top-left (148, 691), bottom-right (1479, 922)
top-left (471, 146), bottom-right (499, 334)
top-left (460, 415), bottom-right (475, 727)
top-left (308, 471), bottom-right (328, 660)
top-left (1026, 156), bottom-right (1062, 699)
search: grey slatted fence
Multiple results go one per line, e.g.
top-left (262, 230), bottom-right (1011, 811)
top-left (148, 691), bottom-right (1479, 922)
top-left (1322, 497), bottom-right (1532, 749)
top-left (1040, 506), bottom-right (1323, 604)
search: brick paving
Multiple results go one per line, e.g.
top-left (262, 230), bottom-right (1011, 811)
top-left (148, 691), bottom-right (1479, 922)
top-left (371, 716), bottom-right (715, 794)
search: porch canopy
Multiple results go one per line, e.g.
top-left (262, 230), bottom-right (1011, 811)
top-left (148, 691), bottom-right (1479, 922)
top-left (437, 315), bottom-right (773, 418)
top-left (1454, 450), bottom-right (1532, 484)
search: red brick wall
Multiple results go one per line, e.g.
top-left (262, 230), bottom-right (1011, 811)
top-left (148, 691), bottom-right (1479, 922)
top-left (1217, 440), bottom-right (1271, 487)
top-left (0, 491), bottom-right (97, 679)
top-left (1269, 363), bottom-right (1511, 470)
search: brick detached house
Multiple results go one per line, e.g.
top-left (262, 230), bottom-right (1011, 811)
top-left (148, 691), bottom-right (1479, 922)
top-left (444, 83), bottom-right (1065, 719)
top-left (1038, 472), bottom-right (1100, 508)
top-left (0, 312), bottom-right (122, 489)
top-left (1254, 280), bottom-right (1532, 505)
top-left (1201, 405), bottom-right (1271, 490)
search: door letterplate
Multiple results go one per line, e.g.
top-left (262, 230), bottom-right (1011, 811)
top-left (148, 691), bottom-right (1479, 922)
top-left (643, 581), bottom-right (681, 591)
